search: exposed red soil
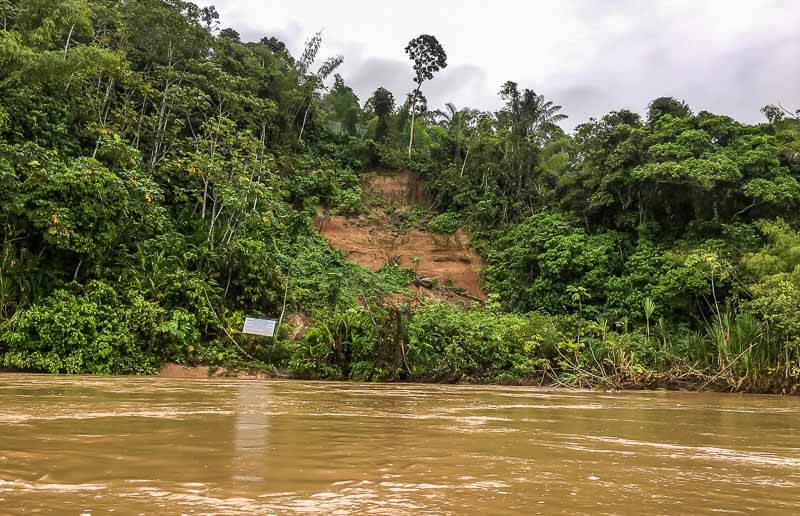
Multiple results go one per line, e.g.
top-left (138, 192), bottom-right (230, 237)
top-left (318, 170), bottom-right (485, 302)
top-left (158, 362), bottom-right (277, 379)
top-left (363, 169), bottom-right (427, 206)
top-left (158, 363), bottom-right (210, 379)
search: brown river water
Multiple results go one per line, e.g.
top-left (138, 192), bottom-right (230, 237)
top-left (1, 375), bottom-right (799, 515)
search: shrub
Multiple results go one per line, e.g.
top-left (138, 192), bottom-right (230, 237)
top-left (0, 281), bottom-right (208, 374)
top-left (427, 211), bottom-right (461, 234)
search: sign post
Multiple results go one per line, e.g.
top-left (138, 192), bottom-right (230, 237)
top-left (242, 317), bottom-right (277, 337)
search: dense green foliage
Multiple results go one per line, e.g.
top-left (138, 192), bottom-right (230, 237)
top-left (1, 0), bottom-right (799, 392)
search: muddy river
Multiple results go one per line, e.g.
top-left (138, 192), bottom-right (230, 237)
top-left (0, 375), bottom-right (798, 514)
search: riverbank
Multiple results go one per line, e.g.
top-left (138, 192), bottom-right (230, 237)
top-left (153, 362), bottom-right (799, 395)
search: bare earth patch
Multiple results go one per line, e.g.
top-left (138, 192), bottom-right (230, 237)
top-left (158, 363), bottom-right (210, 379)
top-left (318, 170), bottom-right (485, 303)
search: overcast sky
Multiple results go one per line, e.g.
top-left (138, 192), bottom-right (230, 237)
top-left (195, 0), bottom-right (799, 131)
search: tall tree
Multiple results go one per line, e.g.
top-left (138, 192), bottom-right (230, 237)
top-left (404, 34), bottom-right (447, 157)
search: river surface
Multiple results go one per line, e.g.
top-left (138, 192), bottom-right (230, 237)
top-left (1, 375), bottom-right (799, 514)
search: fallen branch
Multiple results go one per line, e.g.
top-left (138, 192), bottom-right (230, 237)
top-left (699, 341), bottom-right (759, 391)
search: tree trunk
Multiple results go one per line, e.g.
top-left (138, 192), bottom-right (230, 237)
top-left (134, 94), bottom-right (148, 148)
top-left (92, 79), bottom-right (114, 159)
top-left (208, 202), bottom-right (223, 245)
top-left (407, 109), bottom-right (416, 158)
top-left (64, 24), bottom-right (75, 59)
top-left (201, 176), bottom-right (209, 219)
top-left (298, 102), bottom-right (311, 143)
top-left (150, 84), bottom-right (170, 169)
top-left (150, 43), bottom-right (175, 169)
top-left (407, 90), bottom-right (419, 158)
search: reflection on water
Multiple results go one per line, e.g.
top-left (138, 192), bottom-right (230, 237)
top-left (0, 375), bottom-right (799, 514)
top-left (233, 383), bottom-right (270, 487)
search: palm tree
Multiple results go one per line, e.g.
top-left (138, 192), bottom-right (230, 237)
top-left (434, 103), bottom-right (464, 161)
top-left (434, 102), bottom-right (459, 126)
top-left (434, 103), bottom-right (483, 172)
top-left (521, 90), bottom-right (567, 144)
top-left (500, 82), bottom-right (566, 141)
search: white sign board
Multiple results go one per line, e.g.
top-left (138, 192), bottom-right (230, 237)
top-left (242, 317), bottom-right (276, 337)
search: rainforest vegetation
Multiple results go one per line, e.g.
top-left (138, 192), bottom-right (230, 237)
top-left (1, 0), bottom-right (800, 392)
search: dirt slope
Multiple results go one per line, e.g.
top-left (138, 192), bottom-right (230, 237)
top-left (318, 170), bottom-right (485, 303)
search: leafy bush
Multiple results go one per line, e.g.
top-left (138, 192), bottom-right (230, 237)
top-left (407, 302), bottom-right (566, 382)
top-left (2, 282), bottom-right (165, 374)
top-left (427, 211), bottom-right (461, 234)
top-left (289, 308), bottom-right (377, 379)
